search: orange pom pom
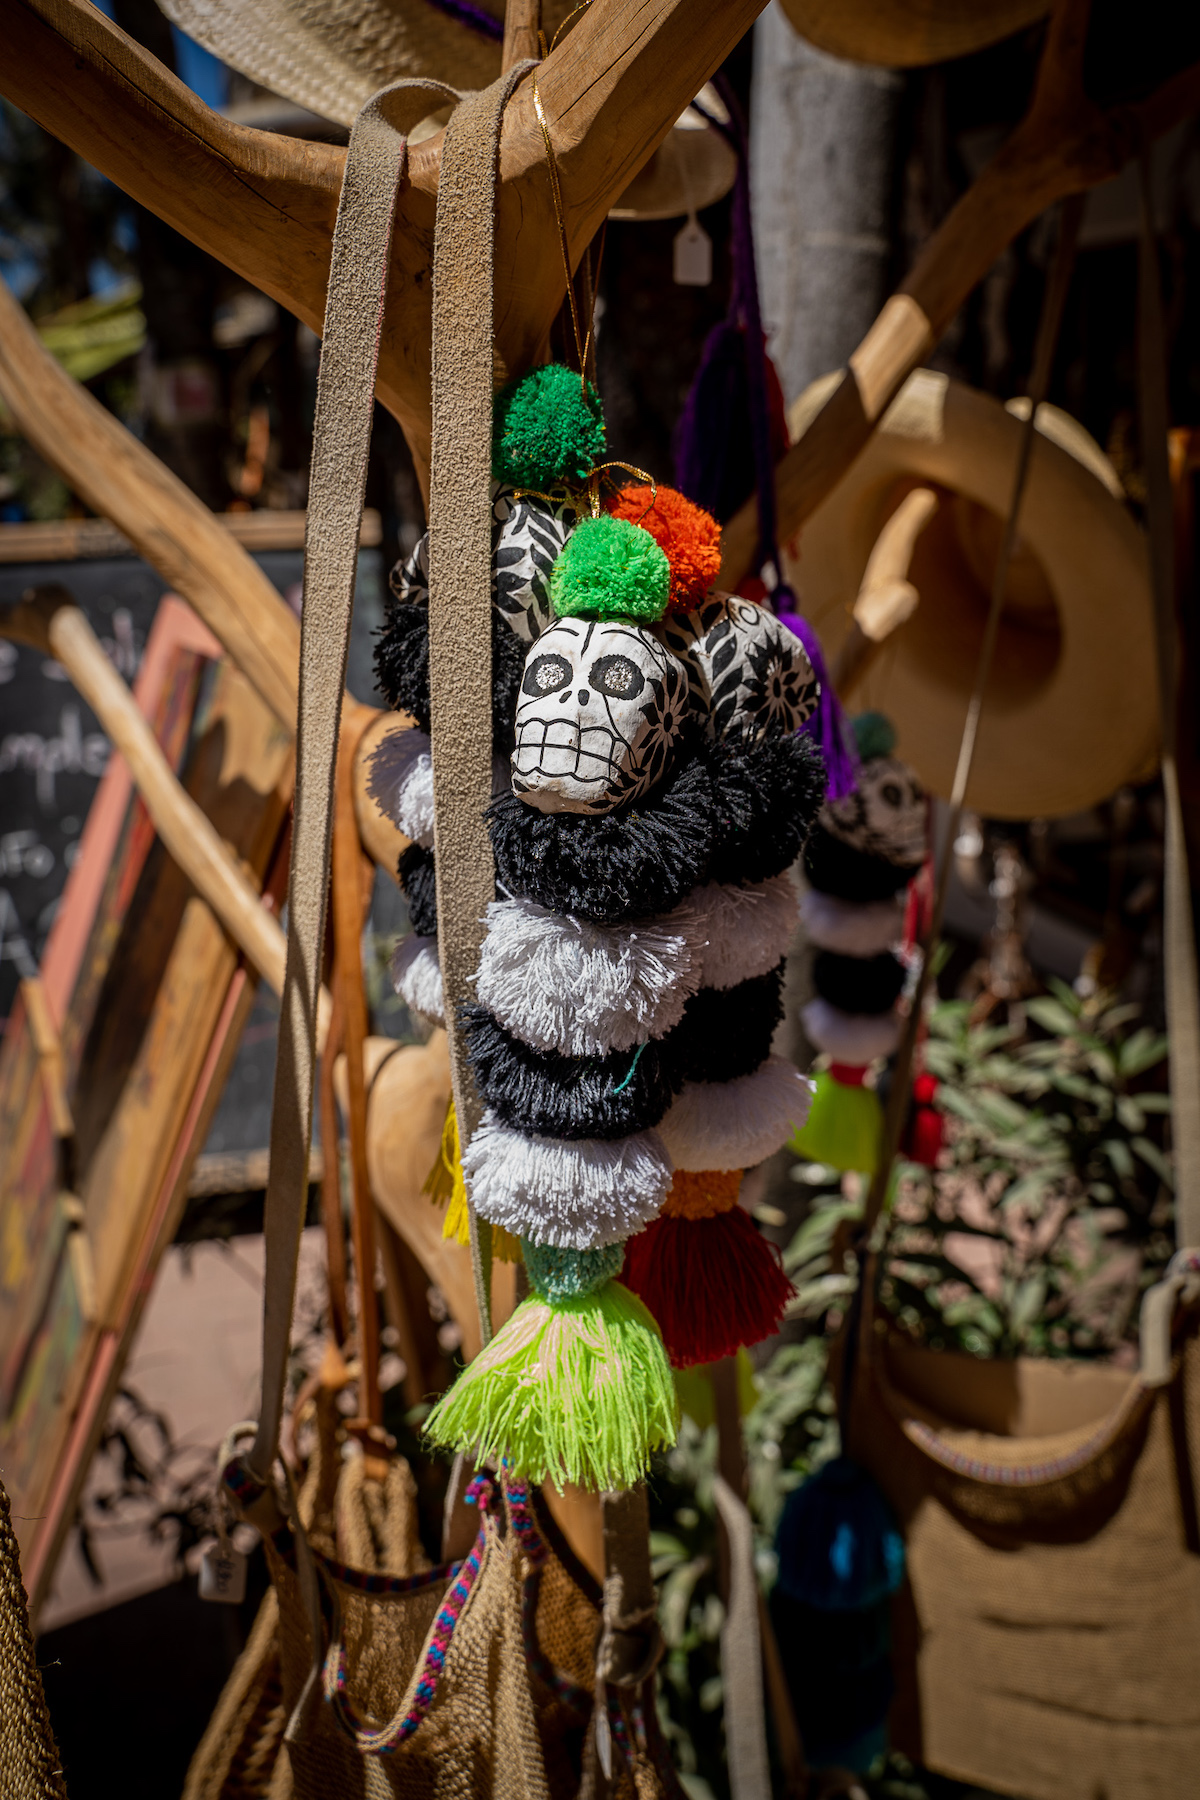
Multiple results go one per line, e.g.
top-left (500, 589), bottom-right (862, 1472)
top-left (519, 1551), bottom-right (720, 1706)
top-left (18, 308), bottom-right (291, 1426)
top-left (604, 483), bottom-right (721, 613)
top-left (662, 1168), bottom-right (742, 1220)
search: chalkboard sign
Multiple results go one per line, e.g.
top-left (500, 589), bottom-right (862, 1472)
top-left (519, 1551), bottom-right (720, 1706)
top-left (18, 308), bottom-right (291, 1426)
top-left (0, 548), bottom-right (390, 1025)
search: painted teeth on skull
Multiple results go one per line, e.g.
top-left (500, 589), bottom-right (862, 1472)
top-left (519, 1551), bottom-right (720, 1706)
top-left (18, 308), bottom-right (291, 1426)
top-left (511, 615), bottom-right (686, 815)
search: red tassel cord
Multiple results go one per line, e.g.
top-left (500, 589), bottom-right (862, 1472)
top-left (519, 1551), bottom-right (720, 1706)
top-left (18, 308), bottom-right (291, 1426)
top-left (903, 1071), bottom-right (944, 1167)
top-left (622, 1170), bottom-right (794, 1367)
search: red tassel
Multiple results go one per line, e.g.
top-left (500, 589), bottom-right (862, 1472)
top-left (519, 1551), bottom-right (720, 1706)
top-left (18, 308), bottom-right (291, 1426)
top-left (622, 1207), bottom-right (794, 1367)
top-left (904, 1072), bottom-right (944, 1167)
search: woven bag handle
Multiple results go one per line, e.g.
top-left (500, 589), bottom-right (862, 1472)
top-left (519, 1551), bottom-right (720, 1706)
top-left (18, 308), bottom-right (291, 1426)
top-left (247, 65), bottom-right (532, 1483)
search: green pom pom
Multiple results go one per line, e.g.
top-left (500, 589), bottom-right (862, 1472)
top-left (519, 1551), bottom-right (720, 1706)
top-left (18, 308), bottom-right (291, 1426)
top-left (550, 514), bottom-right (671, 623)
top-left (791, 1067), bottom-right (882, 1174)
top-left (523, 1239), bottom-right (623, 1302)
top-left (423, 1279), bottom-right (679, 1490)
top-left (492, 364), bottom-right (606, 489)
top-left (852, 711), bottom-right (897, 763)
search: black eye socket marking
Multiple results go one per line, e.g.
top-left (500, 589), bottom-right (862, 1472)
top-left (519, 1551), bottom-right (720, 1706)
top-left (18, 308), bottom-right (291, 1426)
top-left (589, 654), bottom-right (645, 701)
top-left (522, 652), bottom-right (573, 697)
top-left (880, 782), bottom-right (904, 808)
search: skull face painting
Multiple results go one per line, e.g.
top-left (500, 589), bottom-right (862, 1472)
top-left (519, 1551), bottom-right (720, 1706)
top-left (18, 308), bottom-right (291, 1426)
top-left (660, 593), bottom-right (819, 743)
top-left (511, 617), bottom-right (688, 814)
top-left (822, 755), bottom-right (927, 866)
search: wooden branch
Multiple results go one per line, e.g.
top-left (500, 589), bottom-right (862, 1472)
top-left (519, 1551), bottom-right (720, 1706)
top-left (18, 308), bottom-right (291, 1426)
top-left (832, 487), bottom-right (937, 696)
top-left (0, 586), bottom-right (332, 1049)
top-left (2, 0), bottom-right (763, 486)
top-left (718, 2), bottom-right (1200, 585)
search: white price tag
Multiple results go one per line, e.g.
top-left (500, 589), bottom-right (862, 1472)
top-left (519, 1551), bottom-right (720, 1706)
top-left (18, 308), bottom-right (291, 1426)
top-left (673, 214), bottom-right (712, 287)
top-left (199, 1542), bottom-right (247, 1605)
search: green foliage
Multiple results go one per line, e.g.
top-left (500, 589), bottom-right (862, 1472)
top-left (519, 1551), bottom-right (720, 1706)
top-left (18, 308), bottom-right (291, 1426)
top-left (491, 363), bottom-right (606, 489)
top-left (550, 512), bottom-right (671, 622)
top-left (883, 982), bottom-right (1172, 1357)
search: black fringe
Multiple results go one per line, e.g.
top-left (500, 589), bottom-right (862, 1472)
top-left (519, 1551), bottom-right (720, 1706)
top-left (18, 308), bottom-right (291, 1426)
top-left (812, 950), bottom-right (906, 1016)
top-left (459, 1003), bottom-right (676, 1139)
top-left (487, 740), bottom-right (714, 924)
top-left (705, 731), bottom-right (825, 886)
top-left (373, 601), bottom-right (526, 756)
top-left (803, 825), bottom-right (920, 903)
top-left (397, 842), bottom-right (439, 938)
top-left (667, 964), bottom-right (786, 1086)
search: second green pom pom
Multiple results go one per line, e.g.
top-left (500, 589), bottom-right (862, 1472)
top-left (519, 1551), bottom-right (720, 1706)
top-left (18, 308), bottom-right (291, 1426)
top-left (550, 514), bottom-right (671, 623)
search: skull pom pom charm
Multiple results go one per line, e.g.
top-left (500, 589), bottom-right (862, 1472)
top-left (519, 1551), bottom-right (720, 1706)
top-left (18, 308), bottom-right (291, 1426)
top-left (424, 480), bottom-right (825, 1485)
top-left (794, 712), bottom-right (930, 1176)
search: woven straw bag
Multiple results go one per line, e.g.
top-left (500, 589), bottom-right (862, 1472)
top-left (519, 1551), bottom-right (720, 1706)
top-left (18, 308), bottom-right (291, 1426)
top-left (847, 1308), bottom-right (1200, 1800)
top-left (0, 1480), bottom-right (68, 1800)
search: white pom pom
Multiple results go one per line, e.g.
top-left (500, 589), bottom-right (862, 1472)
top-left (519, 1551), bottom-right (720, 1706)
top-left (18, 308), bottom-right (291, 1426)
top-left (464, 1116), bottom-right (672, 1249)
top-left (390, 934), bottom-right (444, 1024)
top-left (673, 874), bottom-right (799, 990)
top-left (657, 1056), bottom-right (812, 1171)
top-left (802, 998), bottom-right (900, 1061)
top-left (799, 888), bottom-right (904, 957)
top-left (365, 727), bottom-right (433, 845)
top-left (396, 751), bottom-right (435, 848)
top-left (474, 897), bottom-right (701, 1057)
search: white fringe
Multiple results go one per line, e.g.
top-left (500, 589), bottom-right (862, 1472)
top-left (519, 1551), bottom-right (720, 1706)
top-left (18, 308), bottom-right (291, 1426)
top-left (802, 998), bottom-right (900, 1062)
top-left (390, 934), bottom-right (444, 1024)
top-left (474, 896), bottom-right (701, 1056)
top-left (657, 1056), bottom-right (813, 1171)
top-left (799, 887), bottom-right (904, 957)
top-left (672, 874), bottom-right (799, 990)
top-left (396, 751), bottom-right (435, 848)
top-left (464, 1115), bottom-right (673, 1249)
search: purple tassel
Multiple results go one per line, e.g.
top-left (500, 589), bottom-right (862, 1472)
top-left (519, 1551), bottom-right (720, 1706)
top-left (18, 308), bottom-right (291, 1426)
top-left (777, 595), bottom-right (859, 801)
top-left (421, 0), bottom-right (503, 37)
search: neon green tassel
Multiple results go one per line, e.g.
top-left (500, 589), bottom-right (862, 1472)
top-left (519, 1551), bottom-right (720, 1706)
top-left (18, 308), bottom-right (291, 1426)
top-left (423, 1279), bottom-right (679, 1490)
top-left (791, 1067), bottom-right (882, 1173)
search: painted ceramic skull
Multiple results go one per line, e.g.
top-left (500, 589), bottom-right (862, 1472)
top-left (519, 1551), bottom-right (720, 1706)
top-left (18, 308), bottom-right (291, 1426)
top-left (390, 482), bottom-right (576, 644)
top-left (822, 755), bottom-right (927, 866)
top-left (511, 616), bottom-right (688, 814)
top-left (660, 593), bottom-right (819, 743)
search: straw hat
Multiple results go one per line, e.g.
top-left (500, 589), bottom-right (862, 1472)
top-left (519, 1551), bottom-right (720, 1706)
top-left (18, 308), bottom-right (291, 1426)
top-left (778, 0), bottom-right (1048, 68)
top-left (786, 369), bottom-right (1158, 819)
top-left (159, 0), bottom-right (735, 217)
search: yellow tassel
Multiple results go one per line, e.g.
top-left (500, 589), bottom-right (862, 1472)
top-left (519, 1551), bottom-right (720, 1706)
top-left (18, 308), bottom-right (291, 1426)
top-left (425, 1099), bottom-right (521, 1262)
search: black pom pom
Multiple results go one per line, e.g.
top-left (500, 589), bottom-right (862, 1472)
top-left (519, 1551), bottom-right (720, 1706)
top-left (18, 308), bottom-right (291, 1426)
top-left (812, 950), bottom-right (905, 1016)
top-left (804, 825), bottom-right (919, 903)
top-left (375, 601), bottom-right (431, 732)
top-left (706, 732), bottom-right (825, 886)
top-left (487, 743), bottom-right (714, 924)
top-left (668, 964), bottom-right (786, 1086)
top-left (490, 616), bottom-right (526, 758)
top-left (459, 1004), bottom-right (675, 1139)
top-left (374, 602), bottom-right (527, 757)
top-left (398, 842), bottom-right (438, 937)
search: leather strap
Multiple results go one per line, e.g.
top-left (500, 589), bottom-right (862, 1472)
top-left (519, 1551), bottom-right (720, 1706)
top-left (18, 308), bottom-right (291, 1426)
top-left (428, 62), bottom-right (535, 1348)
top-left (1136, 151), bottom-right (1200, 1378)
top-left (249, 77), bottom-right (473, 1482)
top-left (712, 1477), bottom-right (771, 1800)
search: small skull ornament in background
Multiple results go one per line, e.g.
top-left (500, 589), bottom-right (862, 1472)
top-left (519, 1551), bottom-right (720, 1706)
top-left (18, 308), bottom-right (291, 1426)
top-left (391, 483), bottom-right (577, 644)
top-left (660, 592), bottom-right (819, 743)
top-left (822, 755), bottom-right (928, 866)
top-left (511, 616), bottom-right (688, 814)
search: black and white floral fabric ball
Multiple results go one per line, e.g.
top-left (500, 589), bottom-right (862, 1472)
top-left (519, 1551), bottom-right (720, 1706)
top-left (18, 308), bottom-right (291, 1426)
top-left (660, 593), bottom-right (819, 743)
top-left (390, 482), bottom-right (579, 644)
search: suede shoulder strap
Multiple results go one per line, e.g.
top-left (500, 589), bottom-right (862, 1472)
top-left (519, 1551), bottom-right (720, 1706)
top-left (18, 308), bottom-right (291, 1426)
top-left (248, 67), bottom-right (530, 1482)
